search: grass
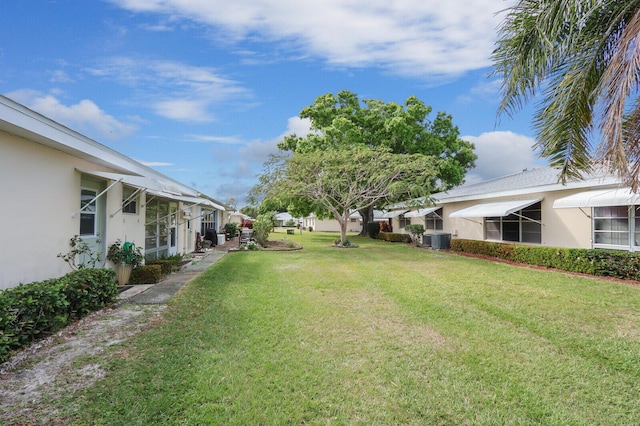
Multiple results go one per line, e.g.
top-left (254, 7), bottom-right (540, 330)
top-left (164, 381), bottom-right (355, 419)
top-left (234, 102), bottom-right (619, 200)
top-left (62, 231), bottom-right (640, 424)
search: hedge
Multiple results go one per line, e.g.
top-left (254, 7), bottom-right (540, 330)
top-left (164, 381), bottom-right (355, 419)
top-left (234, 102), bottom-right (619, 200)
top-left (0, 268), bottom-right (117, 364)
top-left (146, 259), bottom-right (181, 276)
top-left (377, 232), bottom-right (412, 243)
top-left (130, 264), bottom-right (162, 284)
top-left (451, 239), bottom-right (640, 281)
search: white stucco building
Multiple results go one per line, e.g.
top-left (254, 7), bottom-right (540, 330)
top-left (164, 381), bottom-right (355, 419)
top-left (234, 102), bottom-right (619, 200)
top-left (0, 95), bottom-right (228, 290)
top-left (388, 166), bottom-right (640, 251)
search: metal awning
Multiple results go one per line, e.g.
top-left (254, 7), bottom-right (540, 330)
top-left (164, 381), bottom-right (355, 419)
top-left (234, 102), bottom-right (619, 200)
top-left (553, 188), bottom-right (640, 208)
top-left (172, 195), bottom-right (227, 211)
top-left (449, 198), bottom-right (542, 218)
top-left (404, 207), bottom-right (440, 218)
top-left (380, 209), bottom-right (409, 219)
top-left (76, 168), bottom-right (162, 192)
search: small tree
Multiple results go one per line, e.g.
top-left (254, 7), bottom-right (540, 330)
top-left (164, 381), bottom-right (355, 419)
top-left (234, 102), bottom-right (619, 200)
top-left (278, 91), bottom-right (476, 235)
top-left (253, 212), bottom-right (275, 247)
top-left (251, 146), bottom-right (437, 244)
top-left (405, 224), bottom-right (425, 246)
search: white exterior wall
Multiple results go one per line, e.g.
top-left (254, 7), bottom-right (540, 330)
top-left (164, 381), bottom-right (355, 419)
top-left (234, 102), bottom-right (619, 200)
top-left (303, 216), bottom-right (362, 232)
top-left (104, 180), bottom-right (146, 263)
top-left (0, 130), bottom-right (215, 289)
top-left (1, 131), bottom-right (82, 288)
top-left (1, 132), bottom-right (147, 288)
top-left (442, 191), bottom-right (593, 249)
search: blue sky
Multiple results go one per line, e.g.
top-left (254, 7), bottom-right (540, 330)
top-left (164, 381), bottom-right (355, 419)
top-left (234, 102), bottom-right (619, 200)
top-left (1, 0), bottom-right (544, 206)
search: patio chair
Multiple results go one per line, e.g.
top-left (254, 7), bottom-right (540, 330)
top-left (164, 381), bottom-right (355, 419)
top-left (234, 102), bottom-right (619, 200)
top-left (239, 228), bottom-right (254, 245)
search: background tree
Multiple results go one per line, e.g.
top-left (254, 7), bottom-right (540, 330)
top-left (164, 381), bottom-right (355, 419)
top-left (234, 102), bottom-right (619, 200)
top-left (225, 197), bottom-right (237, 212)
top-left (239, 206), bottom-right (258, 220)
top-left (493, 1), bottom-right (640, 189)
top-left (251, 145), bottom-right (438, 244)
top-left (278, 91), bottom-right (476, 233)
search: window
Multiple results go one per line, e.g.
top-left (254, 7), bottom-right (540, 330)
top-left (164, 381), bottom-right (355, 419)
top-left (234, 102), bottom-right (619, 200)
top-left (424, 208), bottom-right (443, 230)
top-left (593, 206), bottom-right (631, 246)
top-left (80, 189), bottom-right (97, 236)
top-left (485, 202), bottom-right (541, 243)
top-left (122, 186), bottom-right (138, 214)
top-left (145, 197), bottom-right (171, 259)
top-left (399, 214), bottom-right (410, 229)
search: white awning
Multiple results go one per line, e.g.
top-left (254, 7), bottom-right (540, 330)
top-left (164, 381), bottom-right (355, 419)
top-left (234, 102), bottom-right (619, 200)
top-left (380, 209), bottom-right (409, 219)
top-left (76, 168), bottom-right (163, 193)
top-left (449, 198), bottom-right (542, 218)
top-left (553, 188), bottom-right (640, 208)
top-left (173, 195), bottom-right (227, 210)
top-left (404, 207), bottom-right (440, 218)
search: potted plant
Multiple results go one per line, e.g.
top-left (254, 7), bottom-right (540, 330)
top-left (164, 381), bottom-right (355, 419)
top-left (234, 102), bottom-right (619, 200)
top-left (224, 222), bottom-right (238, 240)
top-left (107, 239), bottom-right (143, 285)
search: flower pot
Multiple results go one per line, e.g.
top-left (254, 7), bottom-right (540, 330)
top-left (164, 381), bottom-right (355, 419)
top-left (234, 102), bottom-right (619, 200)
top-left (115, 263), bottom-right (134, 285)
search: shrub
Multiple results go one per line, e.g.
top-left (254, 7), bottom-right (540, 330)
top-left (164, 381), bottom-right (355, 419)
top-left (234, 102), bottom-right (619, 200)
top-left (405, 224), bottom-right (425, 246)
top-left (130, 265), bottom-right (162, 284)
top-left (146, 259), bottom-right (178, 276)
top-left (377, 232), bottom-right (412, 243)
top-left (0, 268), bottom-right (117, 363)
top-left (451, 239), bottom-right (640, 281)
top-left (224, 222), bottom-right (239, 237)
top-left (380, 221), bottom-right (391, 232)
top-left (253, 212), bottom-right (275, 247)
top-left (57, 235), bottom-right (102, 270)
top-left (62, 268), bottom-right (118, 320)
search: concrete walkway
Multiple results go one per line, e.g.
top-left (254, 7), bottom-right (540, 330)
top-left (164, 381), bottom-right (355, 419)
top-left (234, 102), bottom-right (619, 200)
top-left (119, 249), bottom-right (228, 304)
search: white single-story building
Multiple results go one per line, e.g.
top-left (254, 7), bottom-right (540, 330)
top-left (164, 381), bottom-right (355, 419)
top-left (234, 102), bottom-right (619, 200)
top-left (275, 212), bottom-right (300, 227)
top-left (388, 166), bottom-right (640, 251)
top-left (302, 210), bottom-right (386, 233)
top-left (228, 211), bottom-right (252, 225)
top-left (0, 95), bottom-right (228, 290)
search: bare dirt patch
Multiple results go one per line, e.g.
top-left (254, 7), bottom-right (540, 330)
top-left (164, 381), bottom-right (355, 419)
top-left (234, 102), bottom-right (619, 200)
top-left (0, 303), bottom-right (165, 425)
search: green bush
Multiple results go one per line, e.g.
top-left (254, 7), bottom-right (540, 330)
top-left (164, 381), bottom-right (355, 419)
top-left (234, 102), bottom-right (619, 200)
top-left (451, 239), bottom-right (640, 281)
top-left (254, 212), bottom-right (275, 247)
top-left (146, 259), bottom-right (179, 275)
top-left (62, 268), bottom-right (118, 320)
top-left (0, 268), bottom-right (117, 363)
top-left (377, 231), bottom-right (412, 243)
top-left (130, 265), bottom-right (162, 284)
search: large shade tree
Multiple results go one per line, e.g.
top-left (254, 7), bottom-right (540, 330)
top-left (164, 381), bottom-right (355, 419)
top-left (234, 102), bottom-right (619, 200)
top-left (250, 145), bottom-right (438, 244)
top-left (493, 0), bottom-right (640, 189)
top-left (278, 90), bottom-right (476, 232)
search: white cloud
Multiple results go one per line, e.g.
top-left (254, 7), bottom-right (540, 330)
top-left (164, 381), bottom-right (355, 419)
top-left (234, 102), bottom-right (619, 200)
top-left (153, 99), bottom-right (211, 122)
top-left (457, 79), bottom-right (502, 104)
top-left (238, 116), bottom-right (312, 164)
top-left (6, 89), bottom-right (137, 140)
top-left (107, 0), bottom-right (515, 79)
top-left (86, 57), bottom-right (250, 122)
top-left (462, 131), bottom-right (544, 183)
top-left (186, 134), bottom-right (243, 144)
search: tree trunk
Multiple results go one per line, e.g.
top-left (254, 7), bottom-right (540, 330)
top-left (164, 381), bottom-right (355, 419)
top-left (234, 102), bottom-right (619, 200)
top-left (358, 206), bottom-right (374, 236)
top-left (340, 210), bottom-right (349, 244)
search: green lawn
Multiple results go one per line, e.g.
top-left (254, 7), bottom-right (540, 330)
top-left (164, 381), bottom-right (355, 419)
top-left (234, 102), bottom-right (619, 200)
top-left (69, 231), bottom-right (640, 424)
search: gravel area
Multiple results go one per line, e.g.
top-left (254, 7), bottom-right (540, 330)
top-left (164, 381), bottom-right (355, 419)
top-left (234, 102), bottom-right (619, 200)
top-left (0, 303), bottom-right (166, 425)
